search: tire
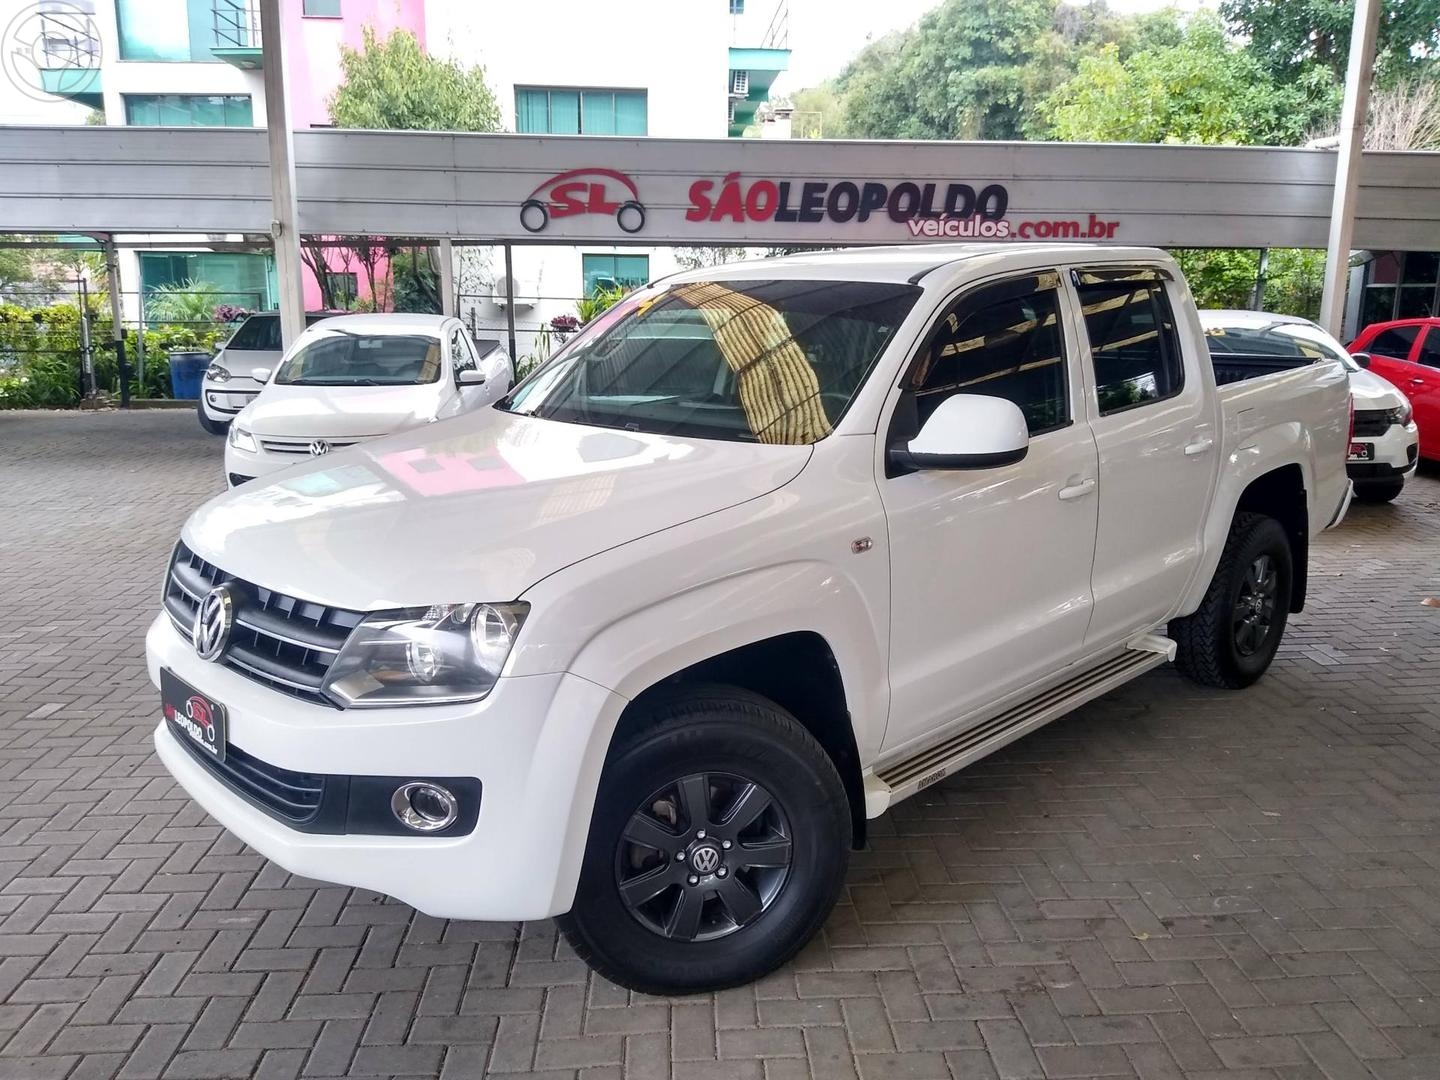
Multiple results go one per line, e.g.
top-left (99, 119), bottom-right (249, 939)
top-left (196, 398), bottom-right (229, 436)
top-left (1170, 512), bottom-right (1292, 690)
top-left (1353, 478), bottom-right (1404, 503)
top-left (556, 687), bottom-right (850, 995)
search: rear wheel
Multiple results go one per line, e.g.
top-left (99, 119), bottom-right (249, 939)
top-left (557, 687), bottom-right (850, 995)
top-left (196, 398), bottom-right (229, 436)
top-left (1170, 512), bottom-right (1292, 689)
top-left (1353, 478), bottom-right (1404, 503)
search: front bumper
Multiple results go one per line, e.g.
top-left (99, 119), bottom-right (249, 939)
top-left (147, 614), bottom-right (627, 920)
top-left (201, 379), bottom-right (262, 421)
top-left (1348, 422), bottom-right (1420, 485)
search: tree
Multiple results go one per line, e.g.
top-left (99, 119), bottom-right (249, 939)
top-left (1219, 0), bottom-right (1440, 85)
top-left (1172, 249), bottom-right (1261, 308)
top-left (329, 27), bottom-right (501, 133)
top-left (673, 248), bottom-right (748, 271)
top-left (1041, 14), bottom-right (1337, 145)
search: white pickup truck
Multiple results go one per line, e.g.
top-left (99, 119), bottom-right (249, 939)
top-left (147, 244), bottom-right (1351, 995)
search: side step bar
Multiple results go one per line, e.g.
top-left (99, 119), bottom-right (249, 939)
top-left (863, 633), bottom-right (1175, 817)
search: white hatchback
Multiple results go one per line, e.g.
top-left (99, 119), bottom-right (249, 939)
top-left (223, 313), bottom-right (513, 486)
top-left (198, 311), bottom-right (340, 434)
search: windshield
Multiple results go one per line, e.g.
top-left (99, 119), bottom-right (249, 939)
top-left (498, 279), bottom-right (920, 445)
top-left (1203, 319), bottom-right (1357, 371)
top-left (274, 331), bottom-right (442, 387)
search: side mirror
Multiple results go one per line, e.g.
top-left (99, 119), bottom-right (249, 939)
top-left (250, 367), bottom-right (272, 383)
top-left (891, 394), bottom-right (1030, 471)
top-left (456, 369), bottom-right (487, 386)
top-left (1350, 351), bottom-right (1372, 368)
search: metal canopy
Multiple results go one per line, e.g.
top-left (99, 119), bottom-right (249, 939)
top-left (2, 126), bottom-right (1438, 251)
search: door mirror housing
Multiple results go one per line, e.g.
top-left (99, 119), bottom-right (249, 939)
top-left (891, 394), bottom-right (1030, 471)
top-left (456, 368), bottom-right (487, 386)
top-left (1350, 351), bottom-right (1372, 369)
top-left (250, 367), bottom-right (272, 383)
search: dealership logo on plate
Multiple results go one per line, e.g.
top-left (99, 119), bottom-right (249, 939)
top-left (520, 168), bottom-right (646, 234)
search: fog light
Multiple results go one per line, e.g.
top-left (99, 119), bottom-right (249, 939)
top-left (391, 781), bottom-right (458, 832)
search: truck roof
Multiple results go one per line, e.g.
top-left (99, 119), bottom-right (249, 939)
top-left (664, 243), bottom-right (1175, 286)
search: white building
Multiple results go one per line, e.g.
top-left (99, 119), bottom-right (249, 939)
top-left (425, 0), bottom-right (791, 363)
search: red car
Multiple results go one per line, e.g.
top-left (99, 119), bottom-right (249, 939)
top-left (1348, 317), bottom-right (1440, 461)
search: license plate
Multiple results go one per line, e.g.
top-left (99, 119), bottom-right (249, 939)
top-left (1348, 442), bottom-right (1373, 461)
top-left (162, 668), bottom-right (228, 763)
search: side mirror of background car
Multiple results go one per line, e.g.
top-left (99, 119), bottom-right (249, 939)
top-left (250, 367), bottom-right (272, 383)
top-left (1350, 352), bottom-right (1372, 368)
top-left (456, 369), bottom-right (487, 386)
top-left (889, 394), bottom-right (1030, 471)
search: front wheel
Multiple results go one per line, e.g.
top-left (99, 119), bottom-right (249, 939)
top-left (1170, 512), bottom-right (1292, 689)
top-left (557, 687), bottom-right (850, 995)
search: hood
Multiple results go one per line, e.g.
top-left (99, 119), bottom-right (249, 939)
top-left (185, 408), bottom-right (812, 608)
top-left (239, 382), bottom-right (445, 439)
top-left (1348, 367), bottom-right (1407, 410)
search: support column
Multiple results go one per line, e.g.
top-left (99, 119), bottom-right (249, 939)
top-left (503, 243), bottom-right (518, 362)
top-left (103, 234), bottom-right (129, 406)
top-left (1318, 0), bottom-right (1381, 337)
top-left (259, 0), bottom-right (305, 347)
top-left (439, 238), bottom-right (456, 316)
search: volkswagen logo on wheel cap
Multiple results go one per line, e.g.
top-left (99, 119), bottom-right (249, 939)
top-left (689, 844), bottom-right (722, 874)
top-left (193, 585), bottom-right (234, 662)
top-left (308, 439), bottom-right (331, 457)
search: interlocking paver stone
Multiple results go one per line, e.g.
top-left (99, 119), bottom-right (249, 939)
top-left (3, 409), bottom-right (1440, 1078)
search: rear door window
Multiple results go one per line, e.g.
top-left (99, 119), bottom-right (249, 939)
top-left (1417, 328), bottom-right (1440, 369)
top-left (1074, 272), bottom-right (1184, 415)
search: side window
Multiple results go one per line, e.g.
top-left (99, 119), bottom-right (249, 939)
top-left (1075, 273), bottom-right (1184, 415)
top-left (1370, 326), bottom-right (1419, 360)
top-left (1419, 329), bottom-right (1440, 369)
top-left (909, 274), bottom-right (1069, 437)
top-left (450, 331), bottom-right (475, 372)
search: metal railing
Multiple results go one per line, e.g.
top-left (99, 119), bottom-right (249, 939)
top-left (212, 0), bottom-right (262, 50)
top-left (761, 0), bottom-right (789, 50)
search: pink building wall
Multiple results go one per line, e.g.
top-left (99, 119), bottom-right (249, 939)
top-left (285, 0), bottom-right (426, 309)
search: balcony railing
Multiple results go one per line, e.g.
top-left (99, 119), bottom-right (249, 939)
top-left (213, 0), bottom-right (262, 51)
top-left (761, 0), bottom-right (789, 50)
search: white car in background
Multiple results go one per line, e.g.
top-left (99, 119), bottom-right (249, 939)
top-left (198, 311), bottom-right (339, 435)
top-left (1201, 310), bottom-right (1419, 503)
top-left (224, 313), bottom-right (513, 486)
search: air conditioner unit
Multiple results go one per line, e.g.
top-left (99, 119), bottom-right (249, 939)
top-left (490, 274), bottom-right (535, 308)
top-left (730, 69), bottom-right (749, 97)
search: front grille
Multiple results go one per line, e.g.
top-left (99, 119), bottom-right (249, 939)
top-left (164, 543), bottom-right (364, 707)
top-left (258, 435), bottom-right (365, 456)
top-left (1353, 409), bottom-right (1393, 437)
top-left (172, 730), bottom-right (325, 826)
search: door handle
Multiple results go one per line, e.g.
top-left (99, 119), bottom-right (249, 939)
top-left (1410, 378), bottom-right (1425, 387)
top-left (1058, 478), bottom-right (1096, 501)
top-left (1184, 437), bottom-right (1214, 456)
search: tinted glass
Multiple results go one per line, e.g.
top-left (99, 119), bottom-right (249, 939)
top-left (1419, 329), bottom-right (1440, 369)
top-left (275, 332), bottom-right (442, 386)
top-left (1078, 281), bottom-right (1184, 414)
top-left (1369, 326), bottom-right (1419, 359)
top-left (225, 315), bottom-right (281, 352)
top-left (912, 280), bottom-right (1069, 436)
top-left (500, 279), bottom-right (920, 445)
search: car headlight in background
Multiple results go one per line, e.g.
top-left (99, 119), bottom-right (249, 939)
top-left (228, 426), bottom-right (257, 452)
top-left (322, 603), bottom-right (529, 707)
top-left (1389, 401), bottom-right (1413, 426)
top-left (206, 364), bottom-right (231, 383)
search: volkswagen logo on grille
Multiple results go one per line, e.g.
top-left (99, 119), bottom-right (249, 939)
top-left (689, 844), bottom-right (722, 874)
top-left (192, 585), bottom-right (234, 662)
top-left (308, 439), bottom-right (331, 457)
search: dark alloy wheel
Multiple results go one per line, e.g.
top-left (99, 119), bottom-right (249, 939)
top-left (1171, 511), bottom-right (1292, 689)
top-left (1232, 553), bottom-right (1278, 657)
top-left (616, 771), bottom-right (791, 942)
top-left (557, 686), bottom-right (850, 995)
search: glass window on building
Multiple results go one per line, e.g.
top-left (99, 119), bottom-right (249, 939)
top-left (139, 252), bottom-right (275, 317)
top-left (582, 254), bottom-right (650, 295)
top-left (125, 94), bottom-right (254, 127)
top-left (303, 0), bottom-right (343, 15)
top-left (1398, 251), bottom-right (1440, 319)
top-left (516, 88), bottom-right (647, 135)
top-left (116, 0), bottom-right (221, 61)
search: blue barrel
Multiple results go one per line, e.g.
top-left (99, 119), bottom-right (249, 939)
top-left (168, 351), bottom-right (210, 400)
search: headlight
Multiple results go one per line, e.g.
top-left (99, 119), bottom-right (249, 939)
top-left (206, 364), bottom-right (230, 383)
top-left (228, 426), bottom-right (256, 452)
top-left (1389, 401), bottom-right (1413, 426)
top-left (322, 602), bottom-right (528, 707)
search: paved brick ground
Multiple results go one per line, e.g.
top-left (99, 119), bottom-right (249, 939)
top-left (3, 409), bottom-right (1440, 1080)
